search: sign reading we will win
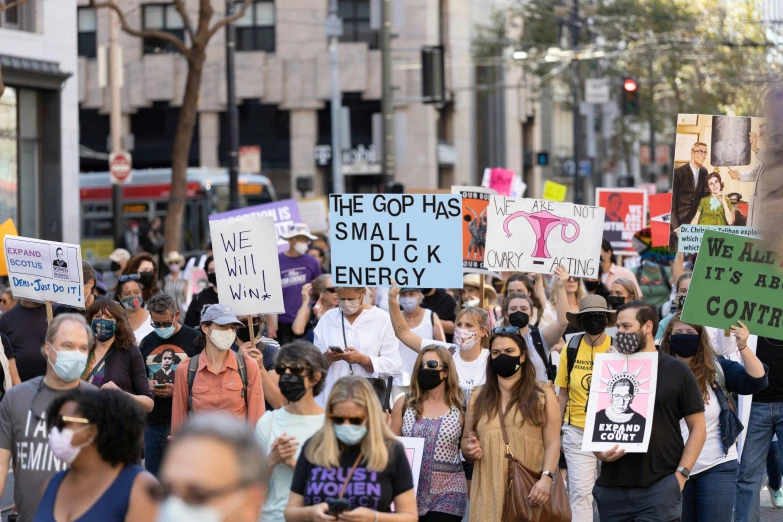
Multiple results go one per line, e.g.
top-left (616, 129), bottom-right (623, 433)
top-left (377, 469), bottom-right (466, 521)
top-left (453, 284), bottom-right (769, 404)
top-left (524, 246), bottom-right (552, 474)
top-left (209, 217), bottom-right (284, 315)
top-left (485, 196), bottom-right (605, 277)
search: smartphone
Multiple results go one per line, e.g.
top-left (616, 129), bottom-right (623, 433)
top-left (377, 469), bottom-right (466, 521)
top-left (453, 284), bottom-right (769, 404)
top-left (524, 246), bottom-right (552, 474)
top-left (326, 498), bottom-right (350, 515)
top-left (153, 384), bottom-right (167, 389)
top-left (328, 346), bottom-right (344, 354)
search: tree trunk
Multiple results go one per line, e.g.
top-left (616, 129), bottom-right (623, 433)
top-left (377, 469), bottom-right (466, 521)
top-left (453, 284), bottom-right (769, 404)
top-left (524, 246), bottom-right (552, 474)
top-left (0, 65), bottom-right (5, 98)
top-left (163, 49), bottom-right (205, 254)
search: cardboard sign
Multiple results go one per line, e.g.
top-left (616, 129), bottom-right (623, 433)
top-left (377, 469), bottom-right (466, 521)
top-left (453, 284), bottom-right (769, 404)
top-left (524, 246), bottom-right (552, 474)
top-left (329, 194), bottom-right (463, 288)
top-left (484, 196), bottom-right (605, 277)
top-left (0, 219), bottom-right (19, 276)
top-left (452, 186), bottom-right (496, 275)
top-left (677, 225), bottom-right (760, 253)
top-left (398, 436), bottom-right (425, 495)
top-left (649, 193), bottom-right (673, 247)
top-left (543, 181), bottom-right (568, 202)
top-left (210, 199), bottom-right (302, 253)
top-left (681, 230), bottom-right (783, 340)
top-left (297, 197), bottom-right (329, 233)
top-left (596, 188), bottom-right (647, 255)
top-left (209, 217), bottom-right (284, 315)
top-left (582, 352), bottom-right (658, 453)
top-left (670, 113), bottom-right (765, 251)
top-left (4, 236), bottom-right (85, 308)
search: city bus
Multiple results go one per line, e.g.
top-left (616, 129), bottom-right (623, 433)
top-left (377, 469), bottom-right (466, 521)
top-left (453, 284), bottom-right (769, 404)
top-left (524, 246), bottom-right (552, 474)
top-left (79, 168), bottom-right (277, 260)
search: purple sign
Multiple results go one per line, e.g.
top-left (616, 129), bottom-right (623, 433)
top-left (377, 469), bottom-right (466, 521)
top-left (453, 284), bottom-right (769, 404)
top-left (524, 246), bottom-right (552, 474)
top-left (210, 199), bottom-right (301, 253)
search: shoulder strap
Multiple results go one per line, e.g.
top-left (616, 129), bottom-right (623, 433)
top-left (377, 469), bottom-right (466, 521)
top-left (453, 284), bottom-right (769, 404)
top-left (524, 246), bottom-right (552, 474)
top-left (566, 334), bottom-right (583, 379)
top-left (529, 328), bottom-right (555, 382)
top-left (187, 353), bottom-right (201, 414)
top-left (497, 405), bottom-right (513, 457)
top-left (235, 351), bottom-right (249, 414)
top-left (338, 452), bottom-right (364, 499)
top-left (84, 348), bottom-right (115, 383)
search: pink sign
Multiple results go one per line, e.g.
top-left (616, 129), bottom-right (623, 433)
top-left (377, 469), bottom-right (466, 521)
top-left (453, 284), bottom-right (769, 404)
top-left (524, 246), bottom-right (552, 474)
top-left (488, 168), bottom-right (515, 196)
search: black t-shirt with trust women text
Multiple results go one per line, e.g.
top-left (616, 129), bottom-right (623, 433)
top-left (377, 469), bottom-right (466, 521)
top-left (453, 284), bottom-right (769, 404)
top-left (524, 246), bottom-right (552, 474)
top-left (291, 439), bottom-right (414, 511)
top-left (597, 349), bottom-right (704, 488)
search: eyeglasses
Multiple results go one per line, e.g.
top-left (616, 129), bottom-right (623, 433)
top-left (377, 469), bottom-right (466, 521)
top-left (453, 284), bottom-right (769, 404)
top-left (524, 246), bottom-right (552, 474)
top-left (421, 360), bottom-right (446, 370)
top-left (51, 414), bottom-right (90, 431)
top-left (492, 326), bottom-right (521, 335)
top-left (151, 321), bottom-right (174, 328)
top-left (148, 482), bottom-right (247, 506)
top-left (324, 288), bottom-right (337, 294)
top-left (611, 394), bottom-right (632, 401)
top-left (275, 364), bottom-right (308, 376)
top-left (118, 274), bottom-right (140, 282)
top-left (329, 415), bottom-right (366, 426)
top-left (240, 317), bottom-right (261, 328)
top-left (693, 149), bottom-right (708, 155)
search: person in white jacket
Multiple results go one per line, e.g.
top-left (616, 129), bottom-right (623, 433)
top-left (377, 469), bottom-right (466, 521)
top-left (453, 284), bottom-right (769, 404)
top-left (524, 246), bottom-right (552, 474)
top-left (313, 286), bottom-right (401, 407)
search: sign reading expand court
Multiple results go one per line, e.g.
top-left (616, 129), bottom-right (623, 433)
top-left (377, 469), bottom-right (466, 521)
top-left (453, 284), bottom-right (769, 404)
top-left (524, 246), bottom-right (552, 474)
top-left (329, 194), bottom-right (463, 287)
top-left (682, 230), bottom-right (783, 340)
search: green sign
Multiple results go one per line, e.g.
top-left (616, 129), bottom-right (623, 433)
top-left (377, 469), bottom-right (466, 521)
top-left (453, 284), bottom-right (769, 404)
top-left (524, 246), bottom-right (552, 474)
top-left (682, 230), bottom-right (783, 340)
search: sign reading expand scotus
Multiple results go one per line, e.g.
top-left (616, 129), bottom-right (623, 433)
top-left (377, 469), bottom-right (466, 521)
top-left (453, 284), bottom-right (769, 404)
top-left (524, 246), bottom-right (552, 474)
top-left (210, 199), bottom-right (301, 253)
top-left (329, 194), bottom-right (463, 288)
top-left (4, 236), bottom-right (84, 308)
top-left (682, 230), bottom-right (783, 340)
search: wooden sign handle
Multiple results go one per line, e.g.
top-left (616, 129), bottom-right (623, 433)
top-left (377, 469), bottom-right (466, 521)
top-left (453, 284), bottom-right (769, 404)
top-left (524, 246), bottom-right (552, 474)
top-left (248, 320), bottom-right (256, 346)
top-left (45, 301), bottom-right (53, 323)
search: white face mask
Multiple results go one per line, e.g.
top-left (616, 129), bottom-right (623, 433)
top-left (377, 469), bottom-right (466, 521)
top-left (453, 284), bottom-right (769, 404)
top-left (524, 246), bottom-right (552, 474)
top-left (157, 493), bottom-right (243, 522)
top-left (294, 242), bottom-right (309, 255)
top-left (454, 327), bottom-right (479, 351)
top-left (399, 297), bottom-right (419, 313)
top-left (339, 298), bottom-right (362, 316)
top-left (209, 328), bottom-right (235, 351)
top-left (463, 298), bottom-right (480, 308)
top-left (48, 425), bottom-right (93, 465)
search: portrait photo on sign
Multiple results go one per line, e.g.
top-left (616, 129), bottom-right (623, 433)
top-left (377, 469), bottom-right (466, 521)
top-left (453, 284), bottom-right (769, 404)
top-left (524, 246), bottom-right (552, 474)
top-left (582, 352), bottom-right (658, 453)
top-left (50, 246), bottom-right (79, 283)
top-left (596, 188), bottom-right (647, 256)
top-left (670, 114), bottom-right (766, 252)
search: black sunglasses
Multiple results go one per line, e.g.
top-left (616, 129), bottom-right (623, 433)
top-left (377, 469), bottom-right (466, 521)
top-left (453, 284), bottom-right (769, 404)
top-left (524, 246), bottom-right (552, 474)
top-left (421, 360), bottom-right (446, 370)
top-left (329, 415), bottom-right (366, 426)
top-left (275, 364), bottom-right (308, 376)
top-left (323, 288), bottom-right (337, 294)
top-left (151, 321), bottom-right (174, 328)
top-left (240, 317), bottom-right (261, 328)
top-left (492, 326), bottom-right (521, 335)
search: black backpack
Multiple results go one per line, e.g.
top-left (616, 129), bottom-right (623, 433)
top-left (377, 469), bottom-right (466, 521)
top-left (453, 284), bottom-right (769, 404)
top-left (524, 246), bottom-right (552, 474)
top-left (528, 327), bottom-right (556, 382)
top-left (187, 351), bottom-right (248, 415)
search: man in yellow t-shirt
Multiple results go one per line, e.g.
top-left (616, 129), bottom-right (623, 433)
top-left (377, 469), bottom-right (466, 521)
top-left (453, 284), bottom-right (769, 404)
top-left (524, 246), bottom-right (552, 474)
top-left (554, 294), bottom-right (616, 522)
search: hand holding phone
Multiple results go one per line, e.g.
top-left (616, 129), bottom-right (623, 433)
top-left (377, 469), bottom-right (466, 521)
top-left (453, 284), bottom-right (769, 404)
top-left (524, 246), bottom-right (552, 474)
top-left (328, 346), bottom-right (344, 354)
top-left (326, 498), bottom-right (349, 515)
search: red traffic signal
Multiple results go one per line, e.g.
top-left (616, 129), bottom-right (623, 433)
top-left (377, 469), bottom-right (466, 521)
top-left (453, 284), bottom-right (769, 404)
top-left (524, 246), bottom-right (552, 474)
top-left (623, 78), bottom-right (638, 92)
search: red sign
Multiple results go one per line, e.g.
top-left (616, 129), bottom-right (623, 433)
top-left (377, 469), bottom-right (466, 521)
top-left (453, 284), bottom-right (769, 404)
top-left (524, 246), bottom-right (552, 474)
top-left (649, 192), bottom-right (673, 248)
top-left (109, 152), bottom-right (132, 184)
top-left (596, 188), bottom-right (648, 255)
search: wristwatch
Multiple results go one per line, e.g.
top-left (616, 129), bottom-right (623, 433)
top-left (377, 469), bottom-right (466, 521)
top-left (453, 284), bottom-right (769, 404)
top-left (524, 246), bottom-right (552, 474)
top-left (541, 470), bottom-right (555, 480)
top-left (676, 466), bottom-right (691, 479)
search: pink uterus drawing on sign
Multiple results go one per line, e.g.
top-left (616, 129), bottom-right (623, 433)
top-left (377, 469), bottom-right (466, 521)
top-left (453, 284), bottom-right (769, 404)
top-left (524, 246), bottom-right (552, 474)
top-left (503, 210), bottom-right (580, 258)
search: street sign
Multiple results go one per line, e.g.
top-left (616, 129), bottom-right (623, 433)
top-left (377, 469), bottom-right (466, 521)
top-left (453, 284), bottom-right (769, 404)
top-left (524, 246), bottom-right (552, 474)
top-left (562, 159), bottom-right (576, 176)
top-left (109, 151), bottom-right (132, 185)
top-left (585, 78), bottom-right (611, 104)
top-left (239, 145), bottom-right (262, 174)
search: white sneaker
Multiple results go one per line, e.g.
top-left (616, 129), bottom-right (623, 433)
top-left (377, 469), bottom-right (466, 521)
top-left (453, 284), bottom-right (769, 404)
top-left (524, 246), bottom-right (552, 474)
top-left (767, 478), bottom-right (783, 509)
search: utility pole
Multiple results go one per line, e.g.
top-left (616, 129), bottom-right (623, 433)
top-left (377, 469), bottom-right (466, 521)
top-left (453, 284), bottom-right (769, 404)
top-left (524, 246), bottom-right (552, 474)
top-left (648, 59), bottom-right (656, 184)
top-left (570, 0), bottom-right (581, 204)
top-left (109, 10), bottom-right (123, 247)
top-left (326, 0), bottom-right (344, 194)
top-left (226, 0), bottom-right (241, 210)
top-left (381, 0), bottom-right (394, 183)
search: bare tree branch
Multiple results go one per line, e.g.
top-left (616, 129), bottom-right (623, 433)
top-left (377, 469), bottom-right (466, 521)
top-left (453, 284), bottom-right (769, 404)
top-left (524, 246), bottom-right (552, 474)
top-left (206, 0), bottom-right (253, 42)
top-left (0, 0), bottom-right (31, 14)
top-left (173, 0), bottom-right (195, 43)
top-left (89, 0), bottom-right (190, 57)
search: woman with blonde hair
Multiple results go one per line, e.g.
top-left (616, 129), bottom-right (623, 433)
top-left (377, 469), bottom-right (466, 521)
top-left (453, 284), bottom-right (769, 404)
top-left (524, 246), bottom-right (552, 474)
top-left (608, 277), bottom-right (640, 309)
top-left (390, 346), bottom-right (467, 521)
top-left (285, 376), bottom-right (418, 521)
top-left (541, 274), bottom-right (586, 329)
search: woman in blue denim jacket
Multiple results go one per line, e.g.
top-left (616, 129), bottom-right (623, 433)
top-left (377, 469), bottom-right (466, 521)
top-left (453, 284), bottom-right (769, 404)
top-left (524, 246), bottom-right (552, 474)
top-left (660, 314), bottom-right (767, 522)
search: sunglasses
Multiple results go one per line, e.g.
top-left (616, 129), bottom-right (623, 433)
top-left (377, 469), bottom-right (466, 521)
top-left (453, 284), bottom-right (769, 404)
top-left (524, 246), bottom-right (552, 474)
top-left (567, 276), bottom-right (578, 282)
top-left (51, 414), bottom-right (90, 431)
top-left (421, 360), bottom-right (446, 370)
top-left (492, 326), bottom-right (521, 335)
top-left (240, 317), bottom-right (261, 328)
top-left (329, 415), bottom-right (366, 426)
top-left (151, 321), bottom-right (174, 328)
top-left (275, 364), bottom-right (308, 376)
top-left (323, 288), bottom-right (337, 294)
top-left (119, 274), bottom-right (141, 282)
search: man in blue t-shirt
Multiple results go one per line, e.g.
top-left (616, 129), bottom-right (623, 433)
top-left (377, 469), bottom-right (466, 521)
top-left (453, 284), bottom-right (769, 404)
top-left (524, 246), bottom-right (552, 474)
top-left (277, 224), bottom-right (322, 345)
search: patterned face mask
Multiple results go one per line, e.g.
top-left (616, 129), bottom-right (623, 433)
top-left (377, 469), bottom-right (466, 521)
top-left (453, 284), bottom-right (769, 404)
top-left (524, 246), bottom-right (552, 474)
top-left (614, 330), bottom-right (646, 354)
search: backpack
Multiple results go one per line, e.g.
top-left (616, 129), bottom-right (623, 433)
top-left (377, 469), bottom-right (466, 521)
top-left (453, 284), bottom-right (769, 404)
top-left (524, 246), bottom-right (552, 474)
top-left (565, 333), bottom-right (613, 424)
top-left (529, 327), bottom-right (556, 382)
top-left (187, 351), bottom-right (248, 415)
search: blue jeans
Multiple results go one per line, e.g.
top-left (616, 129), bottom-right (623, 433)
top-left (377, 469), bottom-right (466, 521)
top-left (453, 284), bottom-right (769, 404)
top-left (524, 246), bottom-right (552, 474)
top-left (594, 474), bottom-right (682, 521)
top-left (735, 402), bottom-right (783, 522)
top-left (682, 460), bottom-right (738, 522)
top-left (144, 423), bottom-right (170, 477)
top-left (768, 440), bottom-right (783, 491)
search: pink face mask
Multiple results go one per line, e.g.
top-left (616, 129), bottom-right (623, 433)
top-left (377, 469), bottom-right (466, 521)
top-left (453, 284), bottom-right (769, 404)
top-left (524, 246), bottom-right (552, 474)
top-left (454, 327), bottom-right (479, 351)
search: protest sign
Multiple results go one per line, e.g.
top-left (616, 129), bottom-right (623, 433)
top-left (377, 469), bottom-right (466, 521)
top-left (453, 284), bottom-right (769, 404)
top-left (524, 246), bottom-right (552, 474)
top-left (297, 197), bottom-right (329, 233)
top-left (631, 228), bottom-right (676, 266)
top-left (596, 188), bottom-right (647, 255)
top-left (670, 113), bottom-right (764, 251)
top-left (484, 196), bottom-right (605, 277)
top-left (582, 352), bottom-right (658, 453)
top-left (543, 181), bottom-right (568, 202)
top-left (481, 168), bottom-right (526, 197)
top-left (0, 219), bottom-right (18, 276)
top-left (210, 199), bottom-right (301, 253)
top-left (681, 230), bottom-right (783, 340)
top-left (398, 437), bottom-right (425, 495)
top-left (4, 236), bottom-right (84, 308)
top-left (452, 186), bottom-right (495, 275)
top-left (677, 224), bottom-right (760, 253)
top-left (329, 194), bottom-right (462, 288)
top-left (209, 217), bottom-right (284, 315)
top-left (649, 193), bottom-right (672, 248)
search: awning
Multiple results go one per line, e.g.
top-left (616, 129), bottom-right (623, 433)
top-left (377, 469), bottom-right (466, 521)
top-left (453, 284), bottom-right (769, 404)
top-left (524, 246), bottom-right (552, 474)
top-left (0, 54), bottom-right (72, 90)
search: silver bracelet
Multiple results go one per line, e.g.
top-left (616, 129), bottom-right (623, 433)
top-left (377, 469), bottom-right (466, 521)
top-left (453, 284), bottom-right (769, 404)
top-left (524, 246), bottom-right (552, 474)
top-left (374, 511), bottom-right (379, 522)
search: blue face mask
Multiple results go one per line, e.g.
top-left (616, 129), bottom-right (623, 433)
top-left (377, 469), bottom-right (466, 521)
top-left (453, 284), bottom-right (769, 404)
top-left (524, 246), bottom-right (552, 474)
top-left (334, 423), bottom-right (368, 446)
top-left (121, 296), bottom-right (143, 311)
top-left (154, 326), bottom-right (176, 339)
top-left (47, 344), bottom-right (88, 382)
top-left (91, 318), bottom-right (116, 342)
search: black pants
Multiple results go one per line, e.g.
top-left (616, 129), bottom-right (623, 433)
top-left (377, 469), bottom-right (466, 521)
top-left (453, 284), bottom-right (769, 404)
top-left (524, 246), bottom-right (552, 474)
top-left (419, 513), bottom-right (463, 522)
top-left (276, 321), bottom-right (296, 345)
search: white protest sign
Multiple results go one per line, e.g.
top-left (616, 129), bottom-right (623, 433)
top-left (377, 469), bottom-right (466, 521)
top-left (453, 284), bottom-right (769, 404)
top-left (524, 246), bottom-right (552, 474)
top-left (582, 352), bottom-right (658, 453)
top-left (209, 217), bottom-right (284, 315)
top-left (4, 236), bottom-right (85, 308)
top-left (398, 436), bottom-right (425, 495)
top-left (484, 196), bottom-right (605, 277)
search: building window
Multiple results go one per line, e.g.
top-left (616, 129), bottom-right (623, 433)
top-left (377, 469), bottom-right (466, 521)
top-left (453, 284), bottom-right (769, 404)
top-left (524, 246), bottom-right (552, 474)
top-left (236, 1), bottom-right (275, 52)
top-left (78, 8), bottom-right (97, 59)
top-left (0, 0), bottom-right (35, 32)
top-left (339, 0), bottom-right (378, 49)
top-left (142, 4), bottom-right (186, 54)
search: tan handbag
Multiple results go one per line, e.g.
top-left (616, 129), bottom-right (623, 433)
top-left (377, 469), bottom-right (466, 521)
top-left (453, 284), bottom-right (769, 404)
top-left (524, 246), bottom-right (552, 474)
top-left (498, 404), bottom-right (572, 522)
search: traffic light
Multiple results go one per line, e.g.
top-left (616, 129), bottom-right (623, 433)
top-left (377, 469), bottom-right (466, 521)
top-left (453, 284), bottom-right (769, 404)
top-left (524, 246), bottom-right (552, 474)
top-left (622, 78), bottom-right (640, 115)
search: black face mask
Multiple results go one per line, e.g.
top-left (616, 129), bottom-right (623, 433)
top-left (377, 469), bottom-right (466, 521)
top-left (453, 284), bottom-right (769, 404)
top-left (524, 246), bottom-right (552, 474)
top-left (607, 296), bottom-right (626, 310)
top-left (139, 271), bottom-right (155, 287)
top-left (508, 311), bottom-right (530, 329)
top-left (670, 334), bottom-right (700, 358)
top-left (110, 261), bottom-right (122, 272)
top-left (278, 373), bottom-right (308, 402)
top-left (580, 315), bottom-right (607, 335)
top-left (583, 280), bottom-right (601, 291)
top-left (207, 272), bottom-right (218, 286)
top-left (236, 324), bottom-right (258, 344)
top-left (420, 288), bottom-right (433, 296)
top-left (491, 353), bottom-right (522, 379)
top-left (417, 369), bottom-right (444, 391)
